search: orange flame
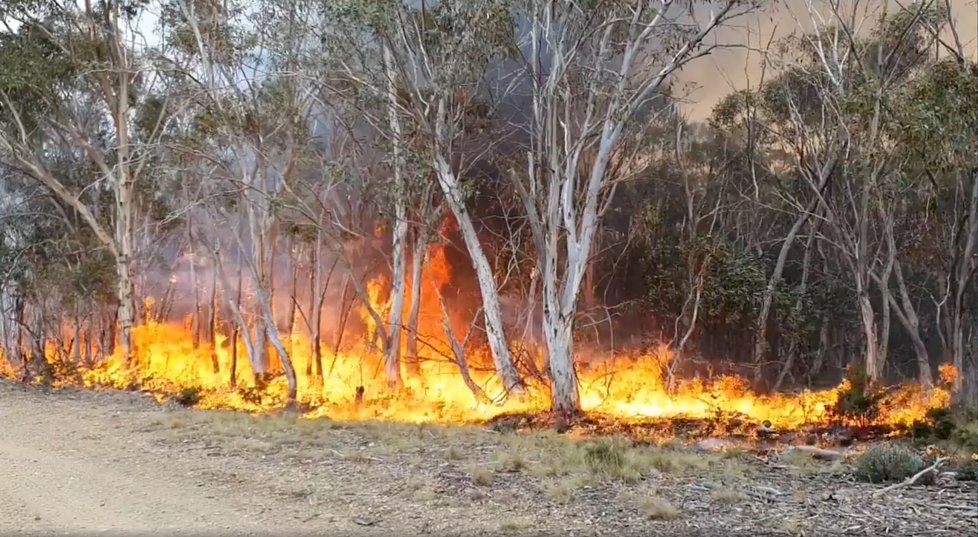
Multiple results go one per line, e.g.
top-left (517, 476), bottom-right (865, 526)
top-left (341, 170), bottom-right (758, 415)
top-left (0, 238), bottom-right (952, 432)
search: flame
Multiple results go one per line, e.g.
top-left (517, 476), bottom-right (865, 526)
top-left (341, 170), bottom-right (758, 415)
top-left (7, 316), bottom-right (945, 432)
top-left (0, 237), bottom-right (952, 432)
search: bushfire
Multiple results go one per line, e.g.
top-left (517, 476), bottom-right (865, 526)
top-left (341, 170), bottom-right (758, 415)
top-left (0, 242), bottom-right (953, 434)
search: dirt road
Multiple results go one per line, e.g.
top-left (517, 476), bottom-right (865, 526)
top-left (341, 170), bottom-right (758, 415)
top-left (1, 380), bottom-right (975, 537)
top-left (0, 382), bottom-right (349, 536)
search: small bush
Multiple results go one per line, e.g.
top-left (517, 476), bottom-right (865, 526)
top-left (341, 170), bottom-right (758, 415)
top-left (952, 420), bottom-right (978, 452)
top-left (584, 441), bottom-right (626, 471)
top-left (638, 496), bottom-right (681, 521)
top-left (174, 387), bottom-right (202, 407)
top-left (951, 457), bottom-right (977, 481)
top-left (832, 367), bottom-right (883, 423)
top-left (470, 465), bottom-right (494, 487)
top-left (854, 443), bottom-right (930, 484)
top-left (713, 488), bottom-right (748, 504)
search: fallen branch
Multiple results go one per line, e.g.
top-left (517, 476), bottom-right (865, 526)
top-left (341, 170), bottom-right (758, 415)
top-left (873, 457), bottom-right (947, 496)
top-left (781, 445), bottom-right (848, 461)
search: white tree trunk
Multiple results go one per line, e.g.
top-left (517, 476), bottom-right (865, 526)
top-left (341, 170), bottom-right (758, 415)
top-left (859, 291), bottom-right (882, 383)
top-left (433, 157), bottom-right (524, 394)
top-left (405, 229), bottom-right (427, 376)
top-left (382, 42), bottom-right (407, 387)
top-left (542, 308), bottom-right (579, 416)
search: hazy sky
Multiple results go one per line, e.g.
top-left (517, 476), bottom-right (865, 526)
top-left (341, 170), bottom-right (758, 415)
top-left (674, 0), bottom-right (978, 121)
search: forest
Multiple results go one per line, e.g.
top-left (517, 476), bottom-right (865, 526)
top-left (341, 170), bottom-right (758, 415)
top-left (0, 0), bottom-right (975, 422)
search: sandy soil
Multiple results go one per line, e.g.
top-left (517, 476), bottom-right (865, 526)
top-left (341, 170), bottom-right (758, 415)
top-left (0, 379), bottom-right (974, 537)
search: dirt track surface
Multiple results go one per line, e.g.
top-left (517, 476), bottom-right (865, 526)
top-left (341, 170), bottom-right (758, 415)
top-left (0, 379), bottom-right (975, 537)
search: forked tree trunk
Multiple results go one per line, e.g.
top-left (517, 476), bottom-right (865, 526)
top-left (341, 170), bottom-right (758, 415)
top-left (309, 240), bottom-right (331, 382)
top-left (257, 291), bottom-right (298, 406)
top-left (879, 260), bottom-right (933, 385)
top-left (433, 157), bottom-right (524, 395)
top-left (753, 156), bottom-right (832, 384)
top-left (774, 228), bottom-right (816, 391)
top-left (542, 311), bottom-right (579, 416)
top-left (214, 253), bottom-right (257, 383)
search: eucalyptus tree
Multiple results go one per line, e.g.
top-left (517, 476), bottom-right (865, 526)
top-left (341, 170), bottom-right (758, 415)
top-left (0, 0), bottom-right (186, 364)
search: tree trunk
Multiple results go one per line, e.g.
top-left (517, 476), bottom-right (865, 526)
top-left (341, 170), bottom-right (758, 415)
top-left (753, 157), bottom-right (832, 384)
top-left (258, 293), bottom-right (298, 406)
top-left (544, 310), bottom-right (579, 417)
top-left (310, 239), bottom-right (331, 382)
top-left (109, 1), bottom-right (135, 366)
top-left (230, 274), bottom-right (242, 389)
top-left (951, 171), bottom-right (978, 404)
top-left (435, 287), bottom-right (489, 404)
top-left (114, 203), bottom-right (135, 365)
top-left (878, 261), bottom-right (933, 385)
top-left (433, 157), bottom-right (524, 394)
top-left (214, 252), bottom-right (256, 385)
top-left (188, 224), bottom-right (201, 347)
top-left (288, 241), bottom-right (299, 364)
top-left (774, 228), bottom-right (815, 391)
top-left (405, 229), bottom-right (427, 377)
top-left (70, 317), bottom-right (81, 364)
top-left (859, 291), bottom-right (882, 383)
top-left (382, 42), bottom-right (408, 389)
top-left (209, 267), bottom-right (219, 374)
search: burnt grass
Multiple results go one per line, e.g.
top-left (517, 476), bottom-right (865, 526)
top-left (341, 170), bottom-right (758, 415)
top-left (3, 379), bottom-right (976, 537)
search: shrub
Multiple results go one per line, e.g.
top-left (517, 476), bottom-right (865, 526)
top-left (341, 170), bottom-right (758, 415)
top-left (854, 443), bottom-right (930, 484)
top-left (951, 455), bottom-right (977, 482)
top-left (174, 387), bottom-right (202, 407)
top-left (832, 366), bottom-right (883, 423)
top-left (638, 495), bottom-right (681, 521)
top-left (584, 441), bottom-right (626, 472)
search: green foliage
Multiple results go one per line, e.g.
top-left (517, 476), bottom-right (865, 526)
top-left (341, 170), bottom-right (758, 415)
top-left (0, 24), bottom-right (76, 133)
top-left (854, 443), bottom-right (930, 484)
top-left (832, 366), bottom-right (884, 423)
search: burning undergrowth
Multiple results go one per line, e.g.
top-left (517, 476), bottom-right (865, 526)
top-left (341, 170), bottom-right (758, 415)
top-left (2, 319), bottom-right (953, 447)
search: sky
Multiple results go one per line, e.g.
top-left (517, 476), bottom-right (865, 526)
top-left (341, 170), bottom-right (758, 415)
top-left (6, 0), bottom-right (975, 123)
top-left (674, 0), bottom-right (978, 121)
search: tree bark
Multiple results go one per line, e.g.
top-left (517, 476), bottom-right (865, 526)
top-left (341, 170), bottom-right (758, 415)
top-left (951, 171), bottom-right (978, 405)
top-left (433, 156), bottom-right (524, 395)
top-left (543, 310), bottom-right (579, 416)
top-left (405, 228), bottom-right (427, 377)
top-left (753, 157), bottom-right (833, 384)
top-left (209, 267), bottom-right (219, 374)
top-left (859, 289), bottom-right (882, 383)
top-left (382, 42), bottom-right (408, 389)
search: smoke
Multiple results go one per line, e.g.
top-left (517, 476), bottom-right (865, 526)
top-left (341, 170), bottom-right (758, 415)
top-left (674, 0), bottom-right (978, 122)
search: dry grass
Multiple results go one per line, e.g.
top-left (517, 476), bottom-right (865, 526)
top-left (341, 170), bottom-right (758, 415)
top-left (780, 449), bottom-right (850, 478)
top-left (637, 495), bottom-right (681, 521)
top-left (712, 487), bottom-right (748, 504)
top-left (540, 477), bottom-right (580, 503)
top-left (498, 517), bottom-right (534, 532)
top-left (470, 465), bottom-right (495, 487)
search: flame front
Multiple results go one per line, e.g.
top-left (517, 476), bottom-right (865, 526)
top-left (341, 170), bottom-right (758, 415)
top-left (68, 324), bottom-right (949, 431)
top-left (0, 239), bottom-right (951, 432)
